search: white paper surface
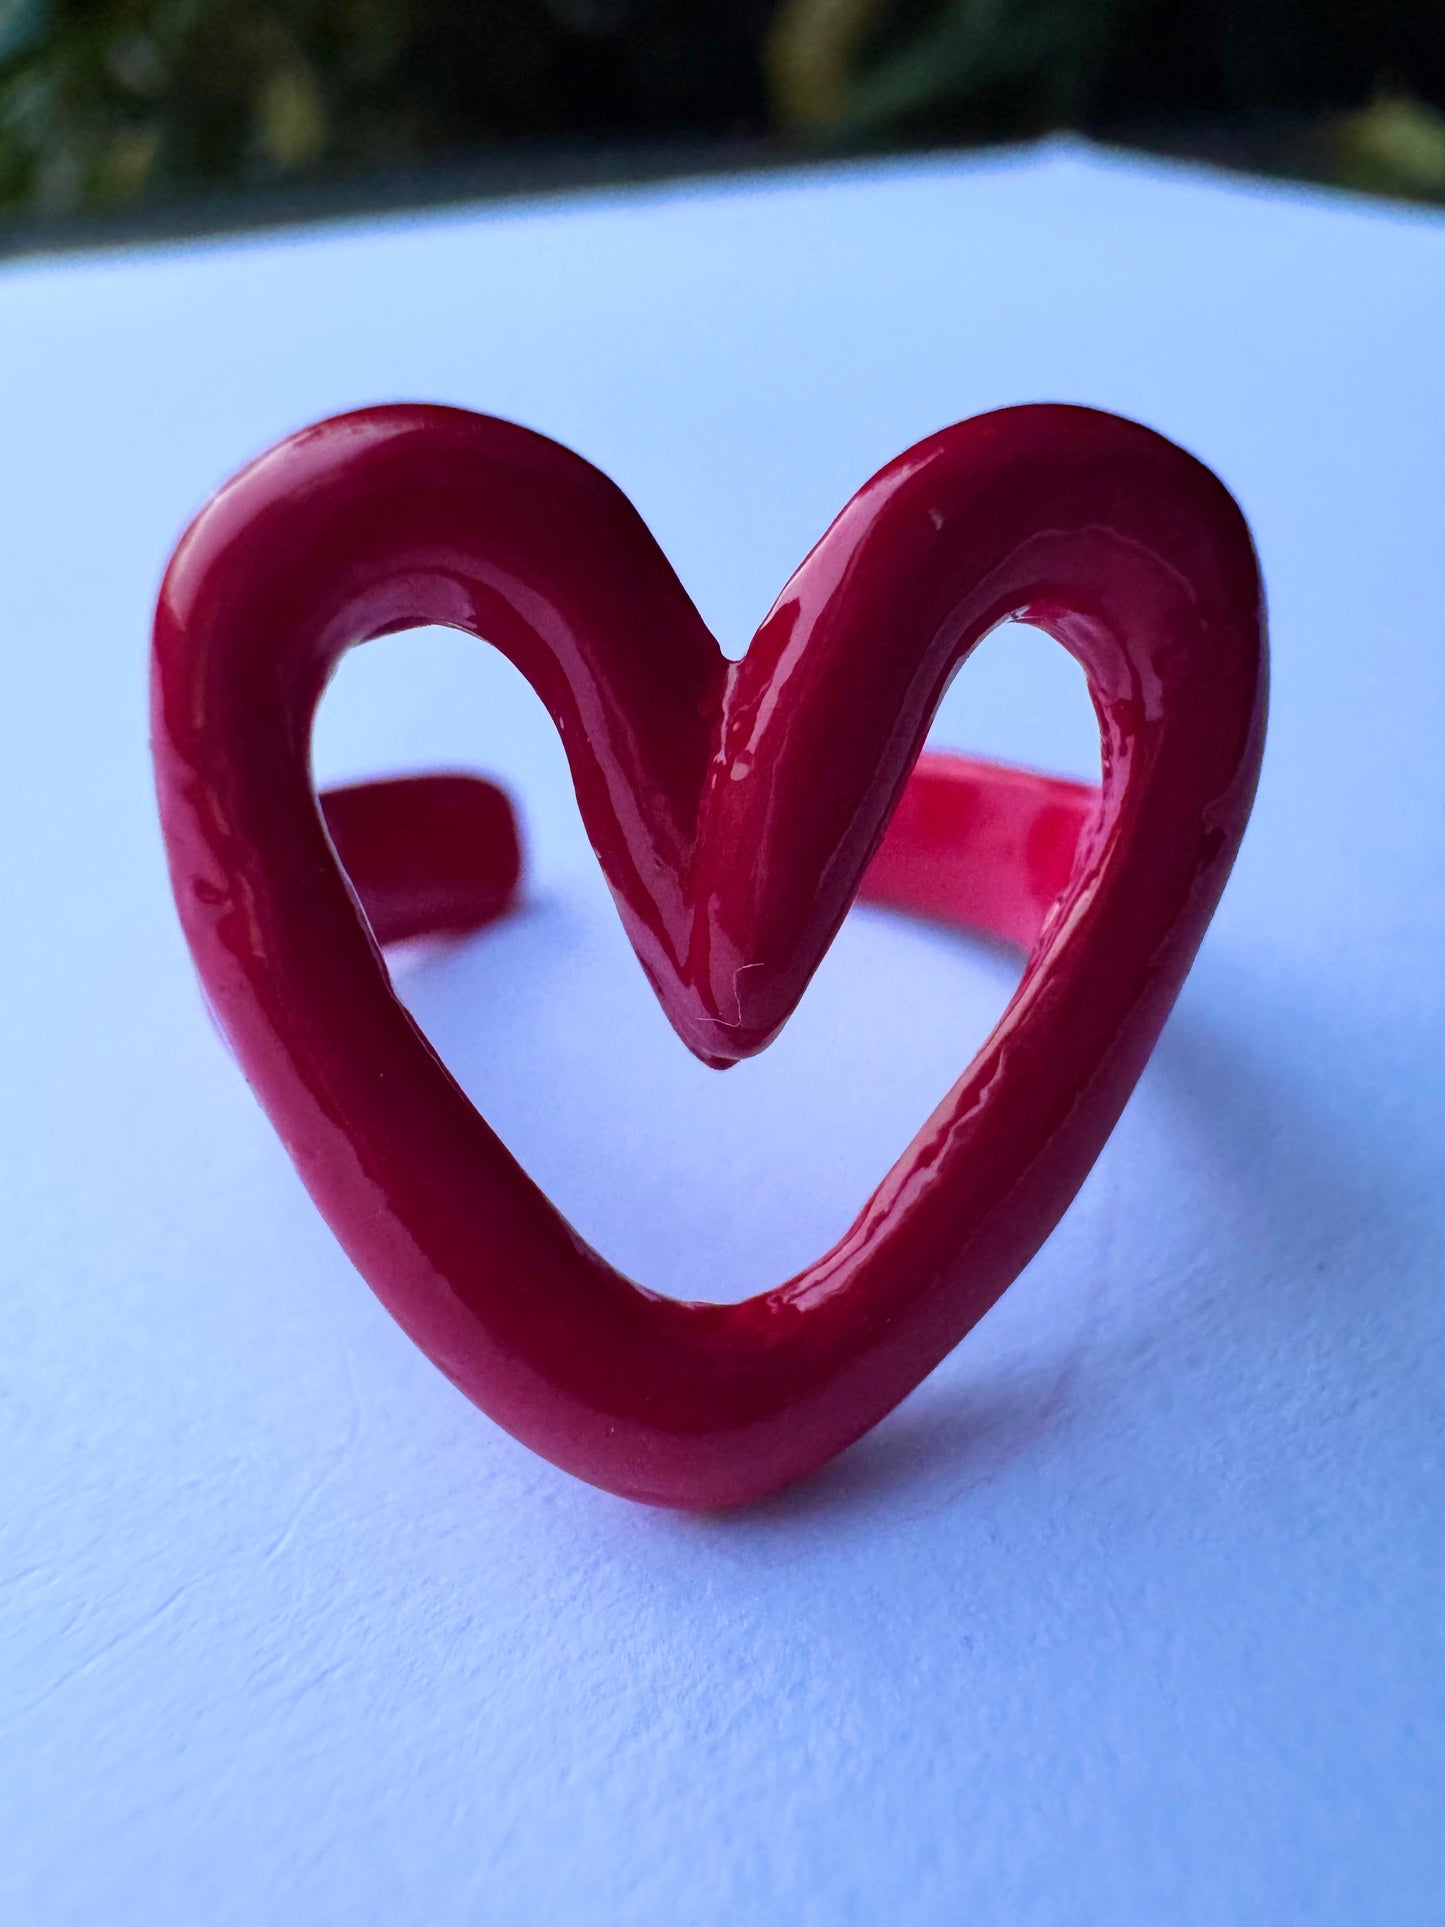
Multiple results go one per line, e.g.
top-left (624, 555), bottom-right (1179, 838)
top-left (2, 142), bottom-right (1442, 1925)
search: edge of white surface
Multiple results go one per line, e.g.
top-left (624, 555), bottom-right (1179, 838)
top-left (5, 132), bottom-right (1444, 289)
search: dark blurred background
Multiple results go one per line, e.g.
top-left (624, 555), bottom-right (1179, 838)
top-left (3, 0), bottom-right (1444, 246)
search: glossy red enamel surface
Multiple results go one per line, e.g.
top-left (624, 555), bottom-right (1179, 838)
top-left (152, 403), bottom-right (1266, 1508)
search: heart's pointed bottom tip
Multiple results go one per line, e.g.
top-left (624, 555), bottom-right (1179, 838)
top-left (675, 1020), bottom-right (776, 1073)
top-left (665, 989), bottom-right (790, 1071)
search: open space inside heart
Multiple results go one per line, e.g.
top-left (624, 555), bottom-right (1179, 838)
top-left (312, 617), bottom-right (1100, 1303)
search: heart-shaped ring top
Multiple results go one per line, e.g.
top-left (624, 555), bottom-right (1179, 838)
top-left (152, 403), bottom-right (1265, 1507)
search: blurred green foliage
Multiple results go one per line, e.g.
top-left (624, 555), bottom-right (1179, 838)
top-left (0, 2), bottom-right (776, 214)
top-left (2, 0), bottom-right (1443, 222)
top-left (771, 0), bottom-right (1444, 137)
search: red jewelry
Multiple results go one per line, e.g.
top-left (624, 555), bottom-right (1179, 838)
top-left (152, 403), bottom-right (1266, 1508)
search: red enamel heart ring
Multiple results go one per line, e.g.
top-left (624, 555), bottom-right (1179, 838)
top-left (152, 403), bottom-right (1266, 1508)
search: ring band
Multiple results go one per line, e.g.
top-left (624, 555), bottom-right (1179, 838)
top-left (320, 752), bottom-right (1097, 958)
